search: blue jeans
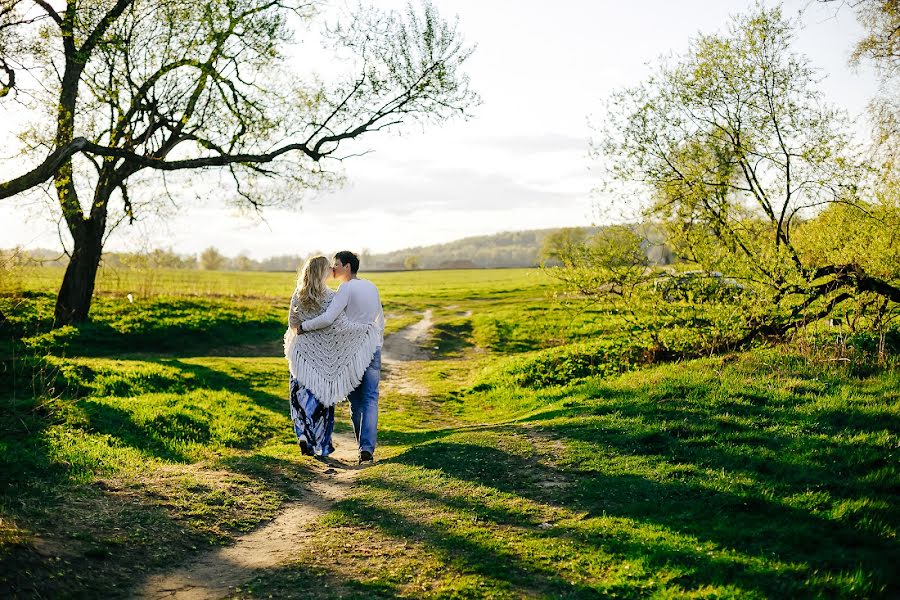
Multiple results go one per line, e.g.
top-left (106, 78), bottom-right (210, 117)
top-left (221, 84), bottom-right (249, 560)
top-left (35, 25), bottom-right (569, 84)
top-left (348, 348), bottom-right (381, 455)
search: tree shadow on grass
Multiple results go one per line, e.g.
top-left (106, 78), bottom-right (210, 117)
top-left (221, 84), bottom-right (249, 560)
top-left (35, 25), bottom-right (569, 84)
top-left (158, 358), bottom-right (285, 410)
top-left (2, 290), bottom-right (287, 361)
top-left (329, 495), bottom-right (605, 599)
top-left (216, 454), bottom-right (316, 499)
top-left (384, 439), bottom-right (899, 597)
top-left (518, 379), bottom-right (900, 502)
top-left (0, 356), bottom-right (310, 597)
top-left (78, 400), bottom-right (200, 463)
top-left (0, 397), bottom-right (72, 495)
top-left (1, 405), bottom-right (318, 598)
top-left (1, 476), bottom-right (238, 599)
top-left (240, 562), bottom-right (404, 599)
top-left (2, 353), bottom-right (293, 480)
top-left (534, 379), bottom-right (900, 549)
top-left (813, 406), bottom-right (900, 440)
top-left (34, 319), bottom-right (284, 359)
top-left (352, 472), bottom-right (848, 598)
top-left (376, 423), bottom-right (493, 447)
top-left (69, 357), bottom-right (292, 463)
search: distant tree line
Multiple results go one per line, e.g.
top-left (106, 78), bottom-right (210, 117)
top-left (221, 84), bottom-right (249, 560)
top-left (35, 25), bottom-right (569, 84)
top-left (363, 226), bottom-right (674, 270)
top-left (0, 246), bottom-right (312, 272)
top-left (364, 229), bottom-right (560, 270)
top-left (1, 226), bottom-right (677, 273)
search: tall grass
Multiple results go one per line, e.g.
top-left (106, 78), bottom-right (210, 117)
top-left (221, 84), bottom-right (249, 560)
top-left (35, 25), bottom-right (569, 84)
top-left (8, 266), bottom-right (298, 298)
top-left (0, 250), bottom-right (25, 294)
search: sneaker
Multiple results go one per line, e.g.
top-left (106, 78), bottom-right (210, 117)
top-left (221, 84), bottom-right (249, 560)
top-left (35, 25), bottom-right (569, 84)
top-left (358, 450), bottom-right (374, 465)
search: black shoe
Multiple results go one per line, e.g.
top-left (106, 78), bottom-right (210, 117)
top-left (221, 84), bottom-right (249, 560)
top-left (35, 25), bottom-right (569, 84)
top-left (358, 450), bottom-right (374, 465)
top-left (298, 439), bottom-right (314, 456)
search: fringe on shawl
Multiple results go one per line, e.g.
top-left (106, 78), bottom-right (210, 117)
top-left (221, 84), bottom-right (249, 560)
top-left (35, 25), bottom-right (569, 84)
top-left (283, 324), bottom-right (380, 407)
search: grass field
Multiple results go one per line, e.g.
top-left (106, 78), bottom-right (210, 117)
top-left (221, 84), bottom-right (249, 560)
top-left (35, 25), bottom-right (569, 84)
top-left (1, 267), bottom-right (898, 598)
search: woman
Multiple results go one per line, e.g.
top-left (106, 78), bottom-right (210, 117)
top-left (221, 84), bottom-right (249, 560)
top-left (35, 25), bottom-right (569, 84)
top-left (284, 256), bottom-right (380, 457)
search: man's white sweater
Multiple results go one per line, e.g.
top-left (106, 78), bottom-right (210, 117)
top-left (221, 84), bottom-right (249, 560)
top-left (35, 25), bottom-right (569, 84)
top-left (300, 278), bottom-right (385, 347)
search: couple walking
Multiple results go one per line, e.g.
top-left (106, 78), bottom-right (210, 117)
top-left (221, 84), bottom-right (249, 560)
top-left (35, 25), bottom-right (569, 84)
top-left (283, 251), bottom-right (385, 465)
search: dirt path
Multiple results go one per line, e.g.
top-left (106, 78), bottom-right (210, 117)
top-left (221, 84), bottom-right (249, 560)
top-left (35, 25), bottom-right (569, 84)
top-left (381, 309), bottom-right (434, 397)
top-left (381, 309), bottom-right (433, 362)
top-left (133, 313), bottom-right (434, 600)
top-left (134, 434), bottom-right (359, 600)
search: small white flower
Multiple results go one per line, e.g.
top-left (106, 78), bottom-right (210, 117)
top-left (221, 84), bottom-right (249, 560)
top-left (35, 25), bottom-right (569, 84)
top-left (127, 293), bottom-right (134, 303)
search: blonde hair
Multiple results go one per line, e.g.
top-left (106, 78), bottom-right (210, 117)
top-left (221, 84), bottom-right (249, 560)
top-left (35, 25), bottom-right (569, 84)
top-left (296, 255), bottom-right (330, 312)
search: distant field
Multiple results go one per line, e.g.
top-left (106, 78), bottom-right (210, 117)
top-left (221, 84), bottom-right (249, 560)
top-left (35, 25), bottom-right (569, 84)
top-left (2, 267), bottom-right (617, 359)
top-left (7, 266), bottom-right (552, 299)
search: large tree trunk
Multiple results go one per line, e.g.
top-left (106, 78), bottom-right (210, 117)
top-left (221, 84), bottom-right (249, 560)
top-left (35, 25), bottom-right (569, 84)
top-left (54, 221), bottom-right (105, 325)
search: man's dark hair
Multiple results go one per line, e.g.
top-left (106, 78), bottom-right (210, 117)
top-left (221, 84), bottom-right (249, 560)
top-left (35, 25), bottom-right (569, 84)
top-left (334, 250), bottom-right (360, 274)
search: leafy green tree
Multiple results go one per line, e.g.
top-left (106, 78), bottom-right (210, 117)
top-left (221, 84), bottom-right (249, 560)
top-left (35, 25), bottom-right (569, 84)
top-left (199, 247), bottom-right (226, 271)
top-left (0, 0), bottom-right (477, 324)
top-left (794, 196), bottom-right (900, 332)
top-left (403, 255), bottom-right (420, 270)
top-left (832, 0), bottom-right (900, 76)
top-left (539, 227), bottom-right (587, 266)
top-left (593, 5), bottom-right (899, 341)
top-left (821, 1), bottom-right (900, 190)
top-left (234, 253), bottom-right (254, 272)
top-left (544, 225), bottom-right (647, 299)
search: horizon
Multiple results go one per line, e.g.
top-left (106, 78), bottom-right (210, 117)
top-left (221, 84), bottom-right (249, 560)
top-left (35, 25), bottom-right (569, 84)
top-left (4, 223), bottom-right (582, 263)
top-left (0, 0), bottom-right (879, 259)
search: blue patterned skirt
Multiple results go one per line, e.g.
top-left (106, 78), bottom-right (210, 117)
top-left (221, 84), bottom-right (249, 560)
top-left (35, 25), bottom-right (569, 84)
top-left (289, 377), bottom-right (335, 456)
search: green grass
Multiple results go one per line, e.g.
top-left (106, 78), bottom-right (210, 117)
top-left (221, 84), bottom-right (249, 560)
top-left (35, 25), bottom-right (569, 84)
top-left (242, 350), bottom-right (899, 599)
top-left (1, 267), bottom-right (576, 358)
top-left (1, 267), bottom-right (898, 598)
top-left (0, 355), bottom-right (316, 597)
top-left (7, 265), bottom-right (551, 301)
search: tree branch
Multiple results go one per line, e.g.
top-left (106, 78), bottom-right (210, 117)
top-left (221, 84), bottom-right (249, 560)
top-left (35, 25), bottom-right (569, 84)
top-left (0, 135), bottom-right (331, 201)
top-left (33, 0), bottom-right (62, 25)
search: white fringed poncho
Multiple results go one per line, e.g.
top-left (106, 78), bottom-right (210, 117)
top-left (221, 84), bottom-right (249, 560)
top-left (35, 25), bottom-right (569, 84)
top-left (283, 290), bottom-right (380, 407)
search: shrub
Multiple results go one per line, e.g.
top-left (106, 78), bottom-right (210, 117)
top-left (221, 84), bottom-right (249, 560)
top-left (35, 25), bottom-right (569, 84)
top-left (484, 337), bottom-right (653, 389)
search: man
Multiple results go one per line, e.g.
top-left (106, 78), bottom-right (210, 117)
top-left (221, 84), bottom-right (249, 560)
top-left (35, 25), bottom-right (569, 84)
top-left (299, 250), bottom-right (385, 464)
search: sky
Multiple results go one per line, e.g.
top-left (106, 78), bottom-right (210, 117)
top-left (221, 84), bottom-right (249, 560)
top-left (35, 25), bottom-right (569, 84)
top-left (0, 0), bottom-right (881, 259)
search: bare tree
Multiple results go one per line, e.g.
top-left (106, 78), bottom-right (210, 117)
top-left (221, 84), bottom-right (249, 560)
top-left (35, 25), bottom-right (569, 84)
top-left (0, 0), bottom-right (477, 324)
